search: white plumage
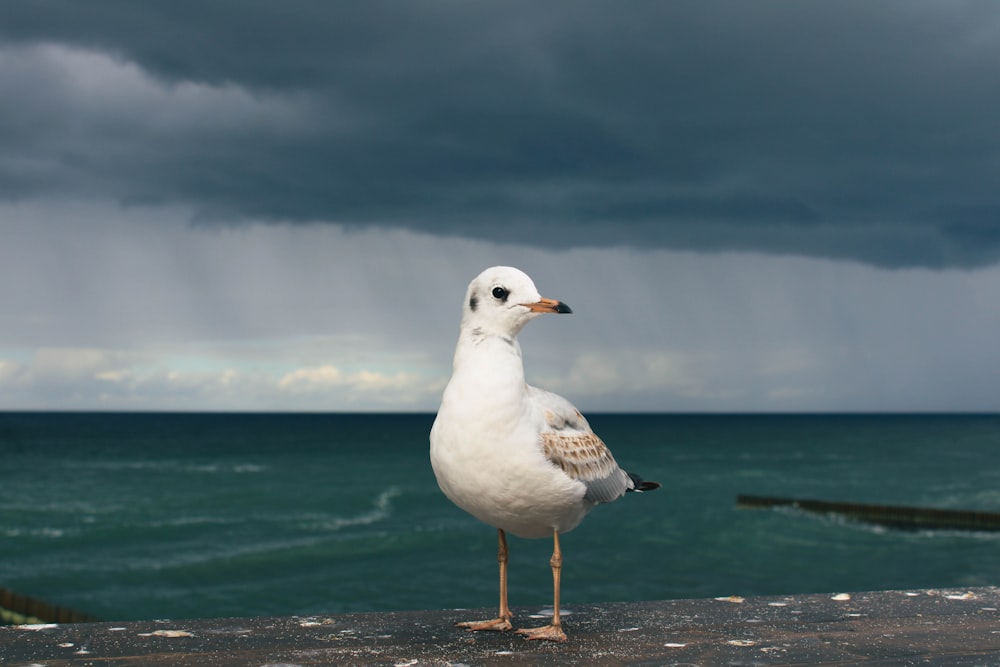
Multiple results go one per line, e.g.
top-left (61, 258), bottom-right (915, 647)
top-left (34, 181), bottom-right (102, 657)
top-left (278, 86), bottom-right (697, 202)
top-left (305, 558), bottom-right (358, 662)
top-left (429, 266), bottom-right (659, 642)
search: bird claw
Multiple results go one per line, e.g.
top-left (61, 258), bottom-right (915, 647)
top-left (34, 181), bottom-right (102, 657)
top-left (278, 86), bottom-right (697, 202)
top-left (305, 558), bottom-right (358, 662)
top-left (456, 617), bottom-right (513, 632)
top-left (516, 624), bottom-right (567, 642)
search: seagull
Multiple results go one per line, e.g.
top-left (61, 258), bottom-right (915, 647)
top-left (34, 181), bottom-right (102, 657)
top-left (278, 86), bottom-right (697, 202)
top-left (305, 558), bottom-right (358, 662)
top-left (430, 266), bottom-right (660, 642)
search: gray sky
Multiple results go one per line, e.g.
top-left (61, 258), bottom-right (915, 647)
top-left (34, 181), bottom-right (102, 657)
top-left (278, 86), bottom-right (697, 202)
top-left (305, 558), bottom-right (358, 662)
top-left (2, 1), bottom-right (999, 411)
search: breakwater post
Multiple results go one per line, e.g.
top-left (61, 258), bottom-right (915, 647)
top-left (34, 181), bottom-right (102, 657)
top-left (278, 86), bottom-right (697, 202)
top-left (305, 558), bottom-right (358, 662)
top-left (737, 494), bottom-right (1000, 531)
top-left (0, 588), bottom-right (96, 626)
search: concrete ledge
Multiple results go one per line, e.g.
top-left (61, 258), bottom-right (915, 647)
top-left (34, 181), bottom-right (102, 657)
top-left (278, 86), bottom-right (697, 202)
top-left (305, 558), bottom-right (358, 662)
top-left (4, 587), bottom-right (1000, 666)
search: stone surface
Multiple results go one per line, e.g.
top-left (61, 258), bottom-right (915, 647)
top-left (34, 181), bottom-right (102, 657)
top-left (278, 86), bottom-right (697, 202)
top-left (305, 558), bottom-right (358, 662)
top-left (4, 587), bottom-right (1000, 666)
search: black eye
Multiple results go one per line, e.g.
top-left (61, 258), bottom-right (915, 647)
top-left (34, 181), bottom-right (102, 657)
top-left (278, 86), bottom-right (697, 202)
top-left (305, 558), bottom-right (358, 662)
top-left (491, 286), bottom-right (508, 301)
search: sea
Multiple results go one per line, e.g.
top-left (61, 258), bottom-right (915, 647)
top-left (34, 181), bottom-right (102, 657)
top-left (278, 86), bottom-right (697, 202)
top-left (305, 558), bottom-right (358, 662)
top-left (2, 412), bottom-right (999, 623)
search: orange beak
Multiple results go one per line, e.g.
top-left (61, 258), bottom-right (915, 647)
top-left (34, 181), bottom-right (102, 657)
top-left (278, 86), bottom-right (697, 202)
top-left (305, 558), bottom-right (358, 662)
top-left (528, 297), bottom-right (572, 314)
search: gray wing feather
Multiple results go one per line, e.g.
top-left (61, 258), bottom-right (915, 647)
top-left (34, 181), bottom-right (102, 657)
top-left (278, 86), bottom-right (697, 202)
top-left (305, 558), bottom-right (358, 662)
top-left (529, 385), bottom-right (632, 504)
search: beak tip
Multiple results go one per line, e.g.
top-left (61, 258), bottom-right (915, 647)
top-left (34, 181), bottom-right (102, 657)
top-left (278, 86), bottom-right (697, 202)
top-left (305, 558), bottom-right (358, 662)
top-left (556, 302), bottom-right (572, 314)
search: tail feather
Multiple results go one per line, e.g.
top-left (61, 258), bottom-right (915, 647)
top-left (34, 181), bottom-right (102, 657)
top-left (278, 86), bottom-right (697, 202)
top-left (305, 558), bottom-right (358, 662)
top-left (626, 471), bottom-right (661, 492)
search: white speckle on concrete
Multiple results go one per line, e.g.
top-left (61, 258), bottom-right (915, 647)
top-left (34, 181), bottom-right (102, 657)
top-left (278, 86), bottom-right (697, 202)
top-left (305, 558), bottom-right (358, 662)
top-left (946, 592), bottom-right (976, 600)
top-left (139, 629), bottom-right (194, 638)
top-left (15, 624), bottom-right (59, 630)
top-left (664, 642), bottom-right (687, 648)
top-left (727, 639), bottom-right (756, 647)
top-left (831, 593), bottom-right (851, 601)
top-left (528, 607), bottom-right (573, 618)
top-left (58, 643), bottom-right (74, 648)
top-left (715, 595), bottom-right (745, 603)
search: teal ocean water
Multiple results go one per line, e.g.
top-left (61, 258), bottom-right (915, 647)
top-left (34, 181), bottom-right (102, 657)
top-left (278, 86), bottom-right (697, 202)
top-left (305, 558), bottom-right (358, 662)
top-left (2, 412), bottom-right (999, 623)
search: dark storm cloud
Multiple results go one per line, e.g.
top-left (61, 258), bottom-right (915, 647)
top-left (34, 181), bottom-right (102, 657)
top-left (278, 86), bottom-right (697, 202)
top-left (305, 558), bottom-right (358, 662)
top-left (2, 1), bottom-right (1000, 267)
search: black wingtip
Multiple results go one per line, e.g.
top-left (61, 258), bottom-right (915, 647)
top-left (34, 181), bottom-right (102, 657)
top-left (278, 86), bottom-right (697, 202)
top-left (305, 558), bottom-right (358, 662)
top-left (626, 471), bottom-right (661, 492)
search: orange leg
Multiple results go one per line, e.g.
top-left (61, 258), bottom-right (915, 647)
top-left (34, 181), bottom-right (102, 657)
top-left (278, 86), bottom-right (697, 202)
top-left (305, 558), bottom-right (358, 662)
top-left (456, 528), bottom-right (513, 632)
top-left (517, 530), bottom-right (568, 642)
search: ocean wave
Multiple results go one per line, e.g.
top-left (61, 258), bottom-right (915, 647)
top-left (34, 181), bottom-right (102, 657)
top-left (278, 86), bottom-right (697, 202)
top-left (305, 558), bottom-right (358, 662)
top-left (138, 515), bottom-right (244, 529)
top-left (68, 460), bottom-right (268, 474)
top-left (2, 487), bottom-right (402, 551)
top-left (927, 489), bottom-right (1000, 511)
top-left (302, 487), bottom-right (401, 532)
top-left (110, 486), bottom-right (404, 573)
top-left (184, 463), bottom-right (268, 474)
top-left (135, 487), bottom-right (403, 532)
top-left (1, 526), bottom-right (77, 539)
top-left (0, 499), bottom-right (128, 515)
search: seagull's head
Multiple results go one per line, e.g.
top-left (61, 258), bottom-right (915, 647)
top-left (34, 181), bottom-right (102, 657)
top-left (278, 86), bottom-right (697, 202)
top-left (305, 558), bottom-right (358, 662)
top-left (461, 266), bottom-right (572, 337)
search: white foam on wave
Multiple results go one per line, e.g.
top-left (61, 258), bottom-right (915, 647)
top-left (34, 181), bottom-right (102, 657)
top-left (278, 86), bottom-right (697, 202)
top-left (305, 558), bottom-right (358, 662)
top-left (108, 486), bottom-right (405, 573)
top-left (131, 487), bottom-right (403, 535)
top-left (70, 460), bottom-right (268, 475)
top-left (2, 526), bottom-right (74, 539)
top-left (306, 487), bottom-right (401, 532)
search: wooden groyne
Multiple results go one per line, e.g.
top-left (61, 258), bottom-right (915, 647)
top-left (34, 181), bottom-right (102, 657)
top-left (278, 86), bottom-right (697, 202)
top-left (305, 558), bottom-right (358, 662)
top-left (0, 588), bottom-right (96, 626)
top-left (737, 494), bottom-right (1000, 531)
top-left (4, 587), bottom-right (1000, 665)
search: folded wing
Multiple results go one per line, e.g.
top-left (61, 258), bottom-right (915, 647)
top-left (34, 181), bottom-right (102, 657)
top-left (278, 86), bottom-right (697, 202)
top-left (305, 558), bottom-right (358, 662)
top-left (528, 385), bottom-right (633, 504)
